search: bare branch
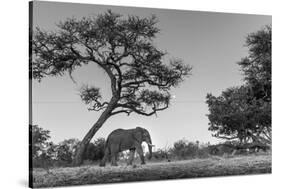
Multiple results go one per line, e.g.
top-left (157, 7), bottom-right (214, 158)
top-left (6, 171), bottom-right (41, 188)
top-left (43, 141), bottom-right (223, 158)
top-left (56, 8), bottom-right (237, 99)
top-left (110, 110), bottom-right (132, 116)
top-left (213, 135), bottom-right (238, 140)
top-left (116, 103), bottom-right (169, 116)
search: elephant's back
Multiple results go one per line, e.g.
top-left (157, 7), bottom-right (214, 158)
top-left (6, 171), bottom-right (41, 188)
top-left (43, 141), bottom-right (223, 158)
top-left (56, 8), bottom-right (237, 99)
top-left (107, 128), bottom-right (125, 137)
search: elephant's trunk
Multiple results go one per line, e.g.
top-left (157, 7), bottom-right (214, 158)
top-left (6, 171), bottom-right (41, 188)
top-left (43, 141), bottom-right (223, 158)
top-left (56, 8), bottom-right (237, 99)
top-left (146, 135), bottom-right (153, 159)
top-left (148, 144), bottom-right (153, 159)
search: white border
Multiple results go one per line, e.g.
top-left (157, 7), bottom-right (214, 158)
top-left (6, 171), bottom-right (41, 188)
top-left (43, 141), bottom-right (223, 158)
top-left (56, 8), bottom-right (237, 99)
top-left (0, 0), bottom-right (279, 189)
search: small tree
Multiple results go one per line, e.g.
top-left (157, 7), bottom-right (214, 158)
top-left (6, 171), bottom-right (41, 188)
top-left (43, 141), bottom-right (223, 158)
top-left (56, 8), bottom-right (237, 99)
top-left (83, 138), bottom-right (105, 161)
top-left (31, 125), bottom-right (56, 167)
top-left (206, 25), bottom-right (271, 145)
top-left (31, 125), bottom-right (51, 159)
top-left (171, 139), bottom-right (199, 159)
top-left (56, 138), bottom-right (80, 165)
top-left (32, 10), bottom-right (192, 165)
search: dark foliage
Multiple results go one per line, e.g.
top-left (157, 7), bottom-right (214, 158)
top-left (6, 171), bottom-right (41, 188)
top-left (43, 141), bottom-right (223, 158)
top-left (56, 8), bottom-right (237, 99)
top-left (31, 125), bottom-right (57, 168)
top-left (31, 125), bottom-right (51, 159)
top-left (238, 25), bottom-right (271, 102)
top-left (147, 139), bottom-right (210, 161)
top-left (83, 138), bottom-right (106, 161)
top-left (170, 139), bottom-right (209, 159)
top-left (55, 139), bottom-right (80, 166)
top-left (206, 25), bottom-right (271, 145)
top-left (31, 125), bottom-right (107, 168)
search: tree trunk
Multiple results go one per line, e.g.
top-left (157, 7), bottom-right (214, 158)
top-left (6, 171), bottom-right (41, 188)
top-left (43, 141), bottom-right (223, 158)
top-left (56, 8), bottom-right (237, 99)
top-left (73, 96), bottom-right (118, 166)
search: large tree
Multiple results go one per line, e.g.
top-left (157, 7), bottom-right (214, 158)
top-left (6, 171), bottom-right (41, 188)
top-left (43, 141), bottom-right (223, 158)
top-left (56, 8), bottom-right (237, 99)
top-left (238, 25), bottom-right (271, 102)
top-left (206, 86), bottom-right (271, 143)
top-left (31, 10), bottom-right (192, 165)
top-left (206, 25), bottom-right (271, 145)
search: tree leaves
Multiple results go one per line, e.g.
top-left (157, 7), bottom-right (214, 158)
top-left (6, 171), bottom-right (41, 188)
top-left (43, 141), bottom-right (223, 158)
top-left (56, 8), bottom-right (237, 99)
top-left (238, 25), bottom-right (271, 102)
top-left (206, 25), bottom-right (271, 144)
top-left (79, 85), bottom-right (110, 111)
top-left (32, 10), bottom-right (191, 117)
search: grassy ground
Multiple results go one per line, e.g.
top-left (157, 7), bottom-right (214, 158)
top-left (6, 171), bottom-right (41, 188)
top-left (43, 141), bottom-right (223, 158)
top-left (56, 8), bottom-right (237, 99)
top-left (32, 154), bottom-right (271, 188)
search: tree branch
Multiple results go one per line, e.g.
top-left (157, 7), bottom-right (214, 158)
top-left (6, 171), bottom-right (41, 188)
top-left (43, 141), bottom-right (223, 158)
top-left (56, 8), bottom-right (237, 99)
top-left (110, 109), bottom-right (133, 116)
top-left (116, 103), bottom-right (169, 116)
top-left (106, 62), bottom-right (123, 91)
top-left (122, 78), bottom-right (171, 88)
top-left (213, 135), bottom-right (238, 140)
top-left (87, 102), bottom-right (109, 111)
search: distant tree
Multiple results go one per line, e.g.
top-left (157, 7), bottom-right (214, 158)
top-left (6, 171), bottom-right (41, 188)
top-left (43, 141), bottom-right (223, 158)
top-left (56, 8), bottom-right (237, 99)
top-left (37, 142), bottom-right (57, 168)
top-left (56, 138), bottom-right (80, 165)
top-left (172, 139), bottom-right (199, 159)
top-left (151, 148), bottom-right (170, 161)
top-left (31, 10), bottom-right (192, 165)
top-left (31, 125), bottom-right (56, 167)
top-left (31, 125), bottom-right (51, 159)
top-left (206, 25), bottom-right (271, 145)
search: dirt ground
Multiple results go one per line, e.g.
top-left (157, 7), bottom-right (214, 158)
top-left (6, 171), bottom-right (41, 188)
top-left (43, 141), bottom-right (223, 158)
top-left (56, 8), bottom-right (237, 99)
top-left (32, 154), bottom-right (271, 188)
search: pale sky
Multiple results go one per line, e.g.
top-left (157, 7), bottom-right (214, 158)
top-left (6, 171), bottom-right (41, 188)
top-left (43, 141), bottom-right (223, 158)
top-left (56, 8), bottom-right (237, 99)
top-left (31, 1), bottom-right (271, 149)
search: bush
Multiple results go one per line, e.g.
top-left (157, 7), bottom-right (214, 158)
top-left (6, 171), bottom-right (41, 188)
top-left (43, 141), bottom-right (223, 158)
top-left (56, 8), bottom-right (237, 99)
top-left (31, 128), bottom-right (106, 168)
top-left (31, 125), bottom-right (56, 168)
top-left (83, 138), bottom-right (106, 162)
top-left (207, 141), bottom-right (256, 156)
top-left (171, 139), bottom-right (199, 159)
top-left (150, 149), bottom-right (170, 161)
top-left (158, 139), bottom-right (211, 160)
top-left (52, 138), bottom-right (80, 167)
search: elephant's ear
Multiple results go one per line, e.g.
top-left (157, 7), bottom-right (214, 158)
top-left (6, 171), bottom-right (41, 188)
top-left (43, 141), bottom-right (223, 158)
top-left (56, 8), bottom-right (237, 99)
top-left (133, 127), bottom-right (143, 142)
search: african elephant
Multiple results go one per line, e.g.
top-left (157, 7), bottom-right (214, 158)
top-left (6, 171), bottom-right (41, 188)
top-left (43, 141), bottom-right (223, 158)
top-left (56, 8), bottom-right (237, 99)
top-left (99, 127), bottom-right (154, 166)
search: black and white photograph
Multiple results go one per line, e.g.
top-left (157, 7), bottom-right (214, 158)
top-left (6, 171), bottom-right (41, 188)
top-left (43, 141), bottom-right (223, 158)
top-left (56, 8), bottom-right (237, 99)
top-left (29, 1), bottom-right (272, 188)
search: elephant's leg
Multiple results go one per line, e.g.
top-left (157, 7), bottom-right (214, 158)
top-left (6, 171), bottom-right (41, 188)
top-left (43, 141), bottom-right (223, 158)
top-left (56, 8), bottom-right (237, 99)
top-left (99, 147), bottom-right (109, 167)
top-left (111, 152), bottom-right (118, 166)
top-left (108, 144), bottom-right (118, 166)
top-left (127, 149), bottom-right (135, 165)
top-left (136, 146), bottom-right (145, 165)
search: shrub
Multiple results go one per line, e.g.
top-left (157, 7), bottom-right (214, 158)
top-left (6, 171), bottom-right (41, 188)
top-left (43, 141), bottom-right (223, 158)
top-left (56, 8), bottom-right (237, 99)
top-left (83, 138), bottom-right (106, 162)
top-left (171, 139), bottom-right (199, 159)
top-left (167, 139), bottom-right (210, 160)
top-left (151, 149), bottom-right (170, 161)
top-left (31, 125), bottom-right (56, 168)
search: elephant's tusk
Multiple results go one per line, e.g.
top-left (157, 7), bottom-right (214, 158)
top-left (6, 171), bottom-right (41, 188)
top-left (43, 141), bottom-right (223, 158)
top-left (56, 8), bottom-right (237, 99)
top-left (147, 142), bottom-right (155, 147)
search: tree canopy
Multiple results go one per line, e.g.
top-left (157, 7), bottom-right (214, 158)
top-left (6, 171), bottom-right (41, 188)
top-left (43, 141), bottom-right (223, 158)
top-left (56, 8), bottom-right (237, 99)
top-left (206, 25), bottom-right (271, 145)
top-left (31, 10), bottom-right (191, 165)
top-left (238, 25), bottom-right (271, 102)
top-left (32, 10), bottom-right (191, 117)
